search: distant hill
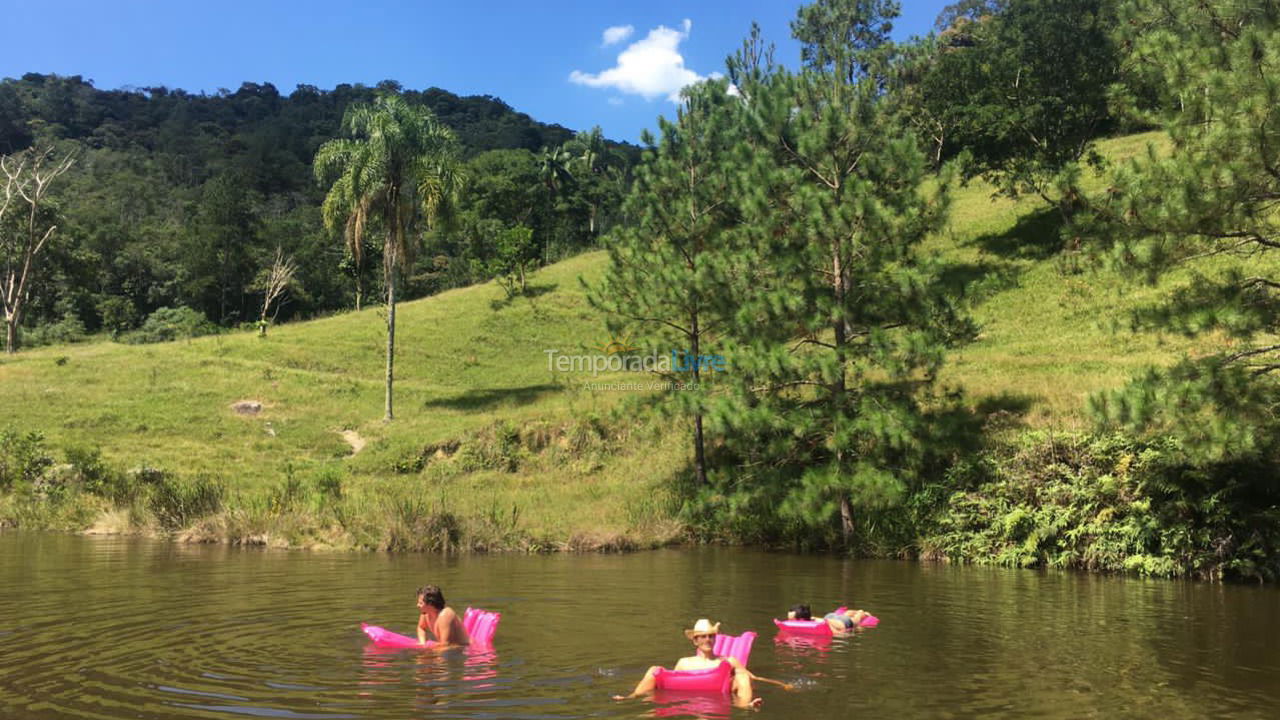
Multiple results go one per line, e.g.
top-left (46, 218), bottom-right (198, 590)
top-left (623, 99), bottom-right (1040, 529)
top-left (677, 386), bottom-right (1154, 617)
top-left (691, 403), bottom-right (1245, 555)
top-left (0, 73), bottom-right (639, 335)
top-left (0, 73), bottom-right (622, 162)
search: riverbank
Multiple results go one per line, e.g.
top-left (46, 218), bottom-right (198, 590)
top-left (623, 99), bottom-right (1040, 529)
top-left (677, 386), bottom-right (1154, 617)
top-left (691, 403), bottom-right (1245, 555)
top-left (4, 421), bottom-right (1278, 582)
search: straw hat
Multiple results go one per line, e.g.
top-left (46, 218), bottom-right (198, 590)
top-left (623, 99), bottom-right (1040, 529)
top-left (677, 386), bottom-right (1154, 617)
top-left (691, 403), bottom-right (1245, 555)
top-left (684, 618), bottom-right (721, 639)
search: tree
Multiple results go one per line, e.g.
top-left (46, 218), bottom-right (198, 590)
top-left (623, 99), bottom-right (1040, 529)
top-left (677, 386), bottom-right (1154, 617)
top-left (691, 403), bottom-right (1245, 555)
top-left (255, 246), bottom-right (298, 336)
top-left (479, 224), bottom-right (537, 298)
top-left (183, 169), bottom-right (258, 325)
top-left (933, 0), bottom-right (1004, 30)
top-left (792, 0), bottom-right (900, 83)
top-left (314, 94), bottom-right (464, 421)
top-left (711, 2), bottom-right (973, 546)
top-left (1, 146), bottom-right (75, 353)
top-left (904, 0), bottom-right (1119, 217)
top-left (567, 127), bottom-right (608, 235)
top-left (1086, 0), bottom-right (1280, 456)
top-left (588, 79), bottom-right (743, 488)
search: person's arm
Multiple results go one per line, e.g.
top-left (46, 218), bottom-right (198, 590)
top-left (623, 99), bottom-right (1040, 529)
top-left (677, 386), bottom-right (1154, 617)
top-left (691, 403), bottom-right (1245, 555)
top-left (417, 614), bottom-right (430, 646)
top-left (727, 657), bottom-right (755, 678)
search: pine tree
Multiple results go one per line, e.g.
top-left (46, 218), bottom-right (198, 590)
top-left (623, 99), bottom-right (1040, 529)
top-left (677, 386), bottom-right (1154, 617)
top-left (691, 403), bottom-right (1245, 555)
top-left (587, 79), bottom-right (744, 487)
top-left (711, 4), bottom-right (974, 546)
top-left (1087, 0), bottom-right (1280, 457)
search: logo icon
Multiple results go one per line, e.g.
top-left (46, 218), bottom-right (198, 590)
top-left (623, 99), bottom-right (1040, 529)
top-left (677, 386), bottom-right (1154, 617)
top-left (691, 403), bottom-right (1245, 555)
top-left (596, 334), bottom-right (638, 355)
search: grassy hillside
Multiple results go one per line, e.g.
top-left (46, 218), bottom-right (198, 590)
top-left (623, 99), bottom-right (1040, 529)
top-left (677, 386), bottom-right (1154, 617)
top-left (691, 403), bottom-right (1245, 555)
top-left (1, 132), bottom-right (1264, 547)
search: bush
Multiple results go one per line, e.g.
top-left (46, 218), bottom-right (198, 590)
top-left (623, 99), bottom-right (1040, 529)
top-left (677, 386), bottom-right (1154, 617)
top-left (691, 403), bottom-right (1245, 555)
top-left (313, 466), bottom-right (343, 502)
top-left (0, 427), bottom-right (54, 491)
top-left (148, 474), bottom-right (225, 530)
top-left (921, 433), bottom-right (1280, 581)
top-left (96, 296), bottom-right (139, 335)
top-left (384, 496), bottom-right (462, 552)
top-left (123, 307), bottom-right (218, 344)
top-left (23, 314), bottom-right (88, 348)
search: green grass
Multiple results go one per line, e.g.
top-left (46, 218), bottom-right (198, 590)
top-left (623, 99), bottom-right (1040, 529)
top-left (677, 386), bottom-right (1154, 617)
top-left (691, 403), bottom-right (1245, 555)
top-left (2, 131), bottom-right (1270, 547)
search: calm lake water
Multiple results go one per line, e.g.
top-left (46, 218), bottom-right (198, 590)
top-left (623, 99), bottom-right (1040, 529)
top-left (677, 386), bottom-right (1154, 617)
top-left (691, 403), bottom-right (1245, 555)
top-left (1, 533), bottom-right (1277, 719)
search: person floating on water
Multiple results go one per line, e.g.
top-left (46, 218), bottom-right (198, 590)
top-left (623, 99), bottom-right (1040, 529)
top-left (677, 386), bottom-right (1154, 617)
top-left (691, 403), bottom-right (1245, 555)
top-left (787, 603), bottom-right (871, 631)
top-left (416, 584), bottom-right (470, 647)
top-left (613, 618), bottom-right (762, 709)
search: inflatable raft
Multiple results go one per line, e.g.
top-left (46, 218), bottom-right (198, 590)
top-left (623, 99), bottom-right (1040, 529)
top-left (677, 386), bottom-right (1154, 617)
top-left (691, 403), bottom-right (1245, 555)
top-left (361, 607), bottom-right (501, 649)
top-left (650, 630), bottom-right (757, 693)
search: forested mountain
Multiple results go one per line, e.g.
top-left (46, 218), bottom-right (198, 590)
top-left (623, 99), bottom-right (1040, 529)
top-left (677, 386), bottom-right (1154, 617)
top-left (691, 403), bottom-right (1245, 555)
top-left (0, 73), bottom-right (638, 341)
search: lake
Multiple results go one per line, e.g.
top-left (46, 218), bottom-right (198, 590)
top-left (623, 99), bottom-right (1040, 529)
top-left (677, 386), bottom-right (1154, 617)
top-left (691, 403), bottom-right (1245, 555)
top-left (1, 533), bottom-right (1277, 718)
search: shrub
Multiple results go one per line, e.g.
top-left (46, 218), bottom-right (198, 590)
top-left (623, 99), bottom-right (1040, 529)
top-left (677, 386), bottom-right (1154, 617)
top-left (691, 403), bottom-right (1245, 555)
top-left (921, 433), bottom-right (1280, 581)
top-left (384, 496), bottom-right (462, 552)
top-left (148, 474), bottom-right (225, 530)
top-left (96, 296), bottom-right (139, 335)
top-left (313, 466), bottom-right (343, 502)
top-left (23, 314), bottom-right (87, 348)
top-left (123, 307), bottom-right (218, 344)
top-left (0, 428), bottom-right (54, 491)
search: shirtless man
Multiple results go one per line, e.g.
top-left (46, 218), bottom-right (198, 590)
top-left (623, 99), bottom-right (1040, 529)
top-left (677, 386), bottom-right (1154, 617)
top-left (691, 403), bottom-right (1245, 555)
top-left (415, 584), bottom-right (470, 647)
top-left (614, 619), bottom-right (761, 709)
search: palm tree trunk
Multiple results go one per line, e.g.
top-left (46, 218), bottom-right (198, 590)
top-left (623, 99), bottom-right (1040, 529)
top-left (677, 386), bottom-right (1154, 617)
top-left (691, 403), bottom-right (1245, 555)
top-left (385, 266), bottom-right (396, 422)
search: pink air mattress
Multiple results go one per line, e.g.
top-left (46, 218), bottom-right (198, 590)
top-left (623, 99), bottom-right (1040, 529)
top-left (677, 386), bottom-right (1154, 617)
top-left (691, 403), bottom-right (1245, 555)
top-left (652, 660), bottom-right (733, 694)
top-left (774, 609), bottom-right (878, 636)
top-left (647, 631), bottom-right (756, 694)
top-left (361, 607), bottom-right (501, 649)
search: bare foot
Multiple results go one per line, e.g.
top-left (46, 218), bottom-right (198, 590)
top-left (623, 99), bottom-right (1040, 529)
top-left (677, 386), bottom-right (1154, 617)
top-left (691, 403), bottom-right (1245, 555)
top-left (750, 697), bottom-right (763, 709)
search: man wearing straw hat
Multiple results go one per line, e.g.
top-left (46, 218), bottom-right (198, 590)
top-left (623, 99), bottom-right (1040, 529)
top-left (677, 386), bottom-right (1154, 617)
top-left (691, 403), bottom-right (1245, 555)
top-left (613, 618), bottom-right (762, 708)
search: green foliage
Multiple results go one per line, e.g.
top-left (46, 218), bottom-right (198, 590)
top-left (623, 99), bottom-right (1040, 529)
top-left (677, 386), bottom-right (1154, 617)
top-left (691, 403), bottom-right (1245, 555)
top-left (476, 224), bottom-right (537, 298)
top-left (384, 496), bottom-right (462, 552)
top-left (0, 74), bottom-right (637, 342)
top-left (0, 427), bottom-right (54, 492)
top-left (312, 465), bottom-right (344, 502)
top-left (792, 0), bottom-right (900, 82)
top-left (903, 0), bottom-right (1119, 207)
top-left (147, 474), bottom-right (225, 530)
top-left (95, 296), bottom-right (139, 335)
top-left (702, 21), bottom-right (972, 544)
top-left (23, 313), bottom-right (88, 347)
top-left (123, 306), bottom-right (218, 344)
top-left (588, 78), bottom-right (743, 487)
top-left (1082, 0), bottom-right (1280, 458)
top-left (924, 433), bottom-right (1280, 581)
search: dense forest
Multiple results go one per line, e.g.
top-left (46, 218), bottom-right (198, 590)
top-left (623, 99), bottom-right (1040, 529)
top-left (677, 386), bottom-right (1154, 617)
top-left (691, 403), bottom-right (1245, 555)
top-left (0, 74), bottom-right (638, 344)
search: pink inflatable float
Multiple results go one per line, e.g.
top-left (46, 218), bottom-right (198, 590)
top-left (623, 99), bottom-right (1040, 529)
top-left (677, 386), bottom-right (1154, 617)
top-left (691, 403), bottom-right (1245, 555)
top-left (653, 661), bottom-right (734, 694)
top-left (650, 631), bottom-right (756, 693)
top-left (773, 608), bottom-right (879, 636)
top-left (362, 607), bottom-right (501, 649)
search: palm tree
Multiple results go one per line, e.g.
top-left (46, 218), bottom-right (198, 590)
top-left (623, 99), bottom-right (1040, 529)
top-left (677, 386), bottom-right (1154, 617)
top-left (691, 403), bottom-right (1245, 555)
top-left (571, 127), bottom-right (607, 234)
top-left (314, 94), bottom-right (464, 421)
top-left (538, 146), bottom-right (575, 195)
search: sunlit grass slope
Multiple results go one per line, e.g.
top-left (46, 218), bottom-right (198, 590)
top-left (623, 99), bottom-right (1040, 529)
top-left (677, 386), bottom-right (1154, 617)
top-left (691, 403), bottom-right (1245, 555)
top-left (2, 131), bottom-right (1267, 543)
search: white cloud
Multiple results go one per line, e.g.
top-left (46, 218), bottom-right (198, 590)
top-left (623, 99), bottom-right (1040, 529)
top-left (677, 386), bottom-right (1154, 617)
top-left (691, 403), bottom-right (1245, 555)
top-left (602, 25), bottom-right (634, 46)
top-left (571, 19), bottom-right (707, 103)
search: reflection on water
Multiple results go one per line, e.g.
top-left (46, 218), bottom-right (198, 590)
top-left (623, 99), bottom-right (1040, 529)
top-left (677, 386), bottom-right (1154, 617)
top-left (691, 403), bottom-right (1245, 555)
top-left (1, 533), bottom-right (1278, 719)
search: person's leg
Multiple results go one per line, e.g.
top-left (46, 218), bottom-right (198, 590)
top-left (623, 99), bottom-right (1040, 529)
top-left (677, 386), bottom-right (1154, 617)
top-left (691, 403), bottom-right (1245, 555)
top-left (732, 670), bottom-right (761, 708)
top-left (848, 610), bottom-right (869, 626)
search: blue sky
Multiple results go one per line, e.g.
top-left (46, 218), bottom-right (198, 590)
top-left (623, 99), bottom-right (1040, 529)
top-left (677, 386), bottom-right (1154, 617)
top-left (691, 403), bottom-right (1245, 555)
top-left (3, 1), bottom-right (952, 144)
